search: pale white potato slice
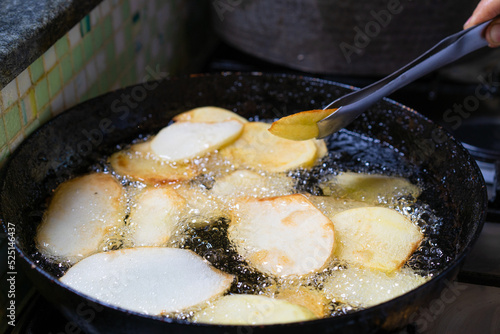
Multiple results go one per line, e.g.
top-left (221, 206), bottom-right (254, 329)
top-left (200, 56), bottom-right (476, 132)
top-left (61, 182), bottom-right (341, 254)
top-left (321, 172), bottom-right (421, 204)
top-left (219, 122), bottom-right (318, 172)
top-left (323, 266), bottom-right (428, 307)
top-left (36, 173), bottom-right (126, 263)
top-left (60, 247), bottom-right (234, 315)
top-left (193, 294), bottom-right (316, 325)
top-left (150, 120), bottom-right (243, 162)
top-left (128, 187), bottom-right (187, 246)
top-left (173, 106), bottom-right (248, 123)
top-left (228, 194), bottom-right (335, 276)
top-left (211, 169), bottom-right (295, 200)
top-left (276, 286), bottom-right (329, 318)
top-left (109, 140), bottom-right (199, 184)
top-left (330, 207), bottom-right (423, 272)
top-left (314, 139), bottom-right (328, 160)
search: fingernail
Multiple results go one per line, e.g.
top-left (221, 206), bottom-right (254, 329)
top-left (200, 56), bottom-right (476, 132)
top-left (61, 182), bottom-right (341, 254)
top-left (488, 23), bottom-right (500, 46)
top-left (464, 16), bottom-right (472, 29)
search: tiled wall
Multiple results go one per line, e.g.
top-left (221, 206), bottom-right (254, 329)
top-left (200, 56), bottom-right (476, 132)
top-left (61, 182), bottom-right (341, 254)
top-left (0, 0), bottom-right (213, 167)
top-left (0, 0), bottom-right (214, 331)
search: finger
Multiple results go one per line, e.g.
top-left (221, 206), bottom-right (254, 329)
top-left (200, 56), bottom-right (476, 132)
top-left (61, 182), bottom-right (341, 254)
top-left (464, 0), bottom-right (500, 29)
top-left (485, 18), bottom-right (500, 47)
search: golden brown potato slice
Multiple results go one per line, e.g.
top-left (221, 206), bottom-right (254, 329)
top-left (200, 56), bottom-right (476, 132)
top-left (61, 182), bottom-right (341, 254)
top-left (276, 286), bottom-right (329, 318)
top-left (36, 173), bottom-right (126, 263)
top-left (150, 120), bottom-right (243, 162)
top-left (193, 294), bottom-right (316, 325)
top-left (127, 187), bottom-right (187, 246)
top-left (320, 172), bottom-right (421, 204)
top-left (173, 106), bottom-right (248, 124)
top-left (323, 266), bottom-right (428, 307)
top-left (305, 195), bottom-right (369, 220)
top-left (174, 184), bottom-right (227, 227)
top-left (109, 141), bottom-right (199, 185)
top-left (228, 194), bottom-right (335, 277)
top-left (330, 207), bottom-right (423, 272)
top-left (211, 169), bottom-right (295, 200)
top-left (60, 247), bottom-right (234, 315)
top-left (268, 109), bottom-right (336, 140)
top-left (220, 122), bottom-right (318, 172)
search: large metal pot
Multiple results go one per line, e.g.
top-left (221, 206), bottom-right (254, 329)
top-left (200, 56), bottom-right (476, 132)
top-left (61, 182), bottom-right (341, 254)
top-left (211, 0), bottom-right (479, 76)
top-left (0, 72), bottom-right (487, 333)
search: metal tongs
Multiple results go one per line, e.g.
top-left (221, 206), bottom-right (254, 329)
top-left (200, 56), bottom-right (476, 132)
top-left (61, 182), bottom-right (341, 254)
top-left (316, 18), bottom-right (495, 138)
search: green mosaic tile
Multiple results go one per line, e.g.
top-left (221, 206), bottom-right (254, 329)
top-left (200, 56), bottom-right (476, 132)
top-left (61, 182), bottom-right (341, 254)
top-left (93, 23), bottom-right (104, 50)
top-left (124, 25), bottom-right (132, 45)
top-left (132, 12), bottom-right (140, 24)
top-left (55, 36), bottom-right (69, 58)
top-left (24, 119), bottom-right (40, 137)
top-left (38, 106), bottom-right (52, 125)
top-left (72, 44), bottom-right (84, 73)
top-left (4, 104), bottom-right (22, 140)
top-left (0, 118), bottom-right (7, 148)
top-left (103, 16), bottom-right (113, 40)
top-left (34, 78), bottom-right (49, 111)
top-left (122, 0), bottom-right (131, 20)
top-left (80, 15), bottom-right (91, 36)
top-left (29, 57), bottom-right (45, 84)
top-left (87, 84), bottom-right (99, 100)
top-left (60, 54), bottom-right (74, 84)
top-left (28, 90), bottom-right (37, 117)
top-left (20, 99), bottom-right (28, 124)
top-left (47, 66), bottom-right (62, 98)
top-left (83, 35), bottom-right (94, 62)
top-left (105, 40), bottom-right (115, 62)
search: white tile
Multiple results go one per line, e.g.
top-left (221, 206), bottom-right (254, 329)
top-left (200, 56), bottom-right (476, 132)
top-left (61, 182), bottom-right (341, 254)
top-left (21, 95), bottom-right (34, 123)
top-left (90, 6), bottom-right (101, 27)
top-left (62, 79), bottom-right (77, 109)
top-left (85, 59), bottom-right (98, 85)
top-left (16, 68), bottom-right (31, 97)
top-left (43, 46), bottom-right (57, 72)
top-left (68, 24), bottom-right (82, 47)
top-left (112, 5), bottom-right (122, 31)
top-left (99, 0), bottom-right (111, 17)
top-left (9, 133), bottom-right (25, 152)
top-left (95, 50), bottom-right (107, 75)
top-left (1, 79), bottom-right (19, 110)
top-left (130, 0), bottom-right (142, 15)
top-left (114, 29), bottom-right (125, 55)
top-left (75, 71), bottom-right (87, 101)
top-left (51, 92), bottom-right (65, 116)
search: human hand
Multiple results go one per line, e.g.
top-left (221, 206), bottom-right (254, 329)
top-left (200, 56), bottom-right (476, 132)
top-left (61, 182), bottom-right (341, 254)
top-left (464, 0), bottom-right (500, 47)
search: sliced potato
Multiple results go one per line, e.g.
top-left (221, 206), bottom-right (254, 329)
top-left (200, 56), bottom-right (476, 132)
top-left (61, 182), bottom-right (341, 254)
top-left (173, 106), bottom-right (248, 124)
top-left (60, 247), bottom-right (234, 315)
top-left (330, 207), bottom-right (423, 272)
top-left (193, 294), bottom-right (316, 325)
top-left (276, 286), bottom-right (329, 318)
top-left (211, 169), bottom-right (295, 200)
top-left (305, 195), bottom-right (369, 220)
top-left (320, 172), bottom-right (421, 204)
top-left (109, 141), bottom-right (199, 184)
top-left (314, 139), bottom-right (328, 160)
top-left (228, 194), bottom-right (335, 276)
top-left (36, 173), bottom-right (126, 263)
top-left (268, 109), bottom-right (336, 140)
top-left (220, 122), bottom-right (318, 172)
top-left (128, 187), bottom-right (187, 246)
top-left (323, 266), bottom-right (428, 307)
top-left (174, 184), bottom-right (227, 227)
top-left (150, 121), bottom-right (243, 162)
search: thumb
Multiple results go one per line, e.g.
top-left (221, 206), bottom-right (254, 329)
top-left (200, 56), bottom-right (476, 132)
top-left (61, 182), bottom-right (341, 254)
top-left (485, 18), bottom-right (500, 47)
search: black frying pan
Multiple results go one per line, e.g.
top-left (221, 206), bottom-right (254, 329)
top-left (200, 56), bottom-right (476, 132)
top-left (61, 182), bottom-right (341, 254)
top-left (0, 73), bottom-right (488, 333)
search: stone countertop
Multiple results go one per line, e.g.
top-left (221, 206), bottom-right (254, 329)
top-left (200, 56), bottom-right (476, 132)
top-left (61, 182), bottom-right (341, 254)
top-left (0, 0), bottom-right (102, 88)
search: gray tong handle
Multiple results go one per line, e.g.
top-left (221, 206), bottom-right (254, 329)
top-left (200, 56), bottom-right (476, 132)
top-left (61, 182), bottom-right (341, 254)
top-left (317, 18), bottom-right (493, 137)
